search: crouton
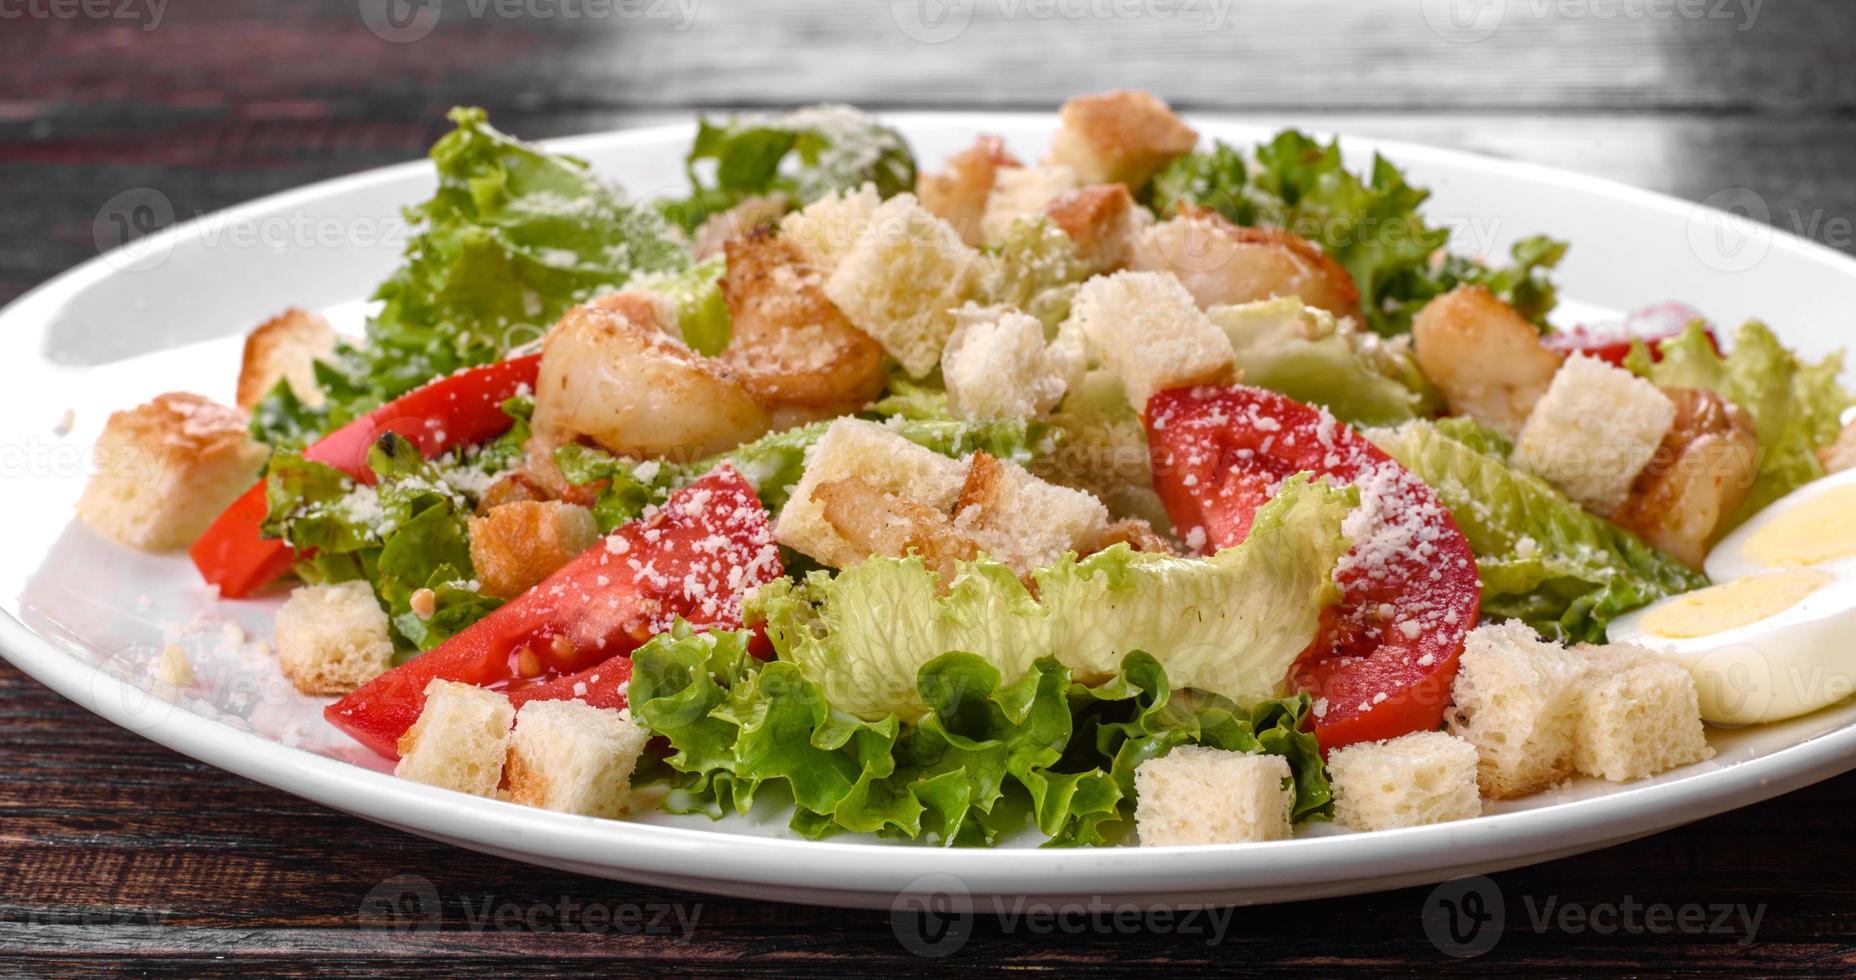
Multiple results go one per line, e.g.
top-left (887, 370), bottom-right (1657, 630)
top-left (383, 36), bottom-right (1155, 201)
top-left (775, 418), bottom-right (969, 567)
top-left (918, 135), bottom-right (1021, 247)
top-left (506, 701), bottom-right (652, 817)
top-left (718, 232), bottom-right (887, 424)
top-left (690, 193), bottom-right (789, 260)
top-left (1445, 621), bottom-right (1590, 798)
top-left (76, 392), bottom-right (269, 552)
top-left (1043, 183), bottom-right (1145, 273)
top-left (236, 307), bottom-right (337, 410)
top-left (1328, 732), bottom-right (1481, 832)
top-left (940, 305), bottom-right (1080, 422)
top-left (1571, 644), bottom-right (1714, 782)
top-left (153, 643), bottom-right (195, 688)
top-left (780, 182), bottom-right (883, 273)
top-left (1046, 90), bottom-right (1199, 189)
top-left (1514, 355), bottom-right (1677, 514)
top-left (980, 164), bottom-right (1080, 246)
top-left (1819, 418), bottom-right (1856, 474)
top-left (1067, 271), bottom-right (1237, 410)
top-left (394, 679), bottom-right (514, 796)
top-left (1412, 286), bottom-right (1565, 439)
top-left (952, 450), bottom-right (1109, 573)
top-left (468, 501), bottom-right (601, 600)
top-left (813, 475), bottom-right (984, 586)
top-left (822, 194), bottom-right (986, 378)
top-left (1134, 746), bottom-right (1293, 846)
top-left (1130, 209), bottom-right (1360, 317)
top-left (274, 581), bottom-right (396, 696)
top-left (1611, 388), bottom-right (1759, 570)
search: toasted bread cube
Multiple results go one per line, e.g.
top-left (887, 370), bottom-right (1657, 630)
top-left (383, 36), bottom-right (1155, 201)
top-left (1571, 644), bottom-right (1714, 782)
top-left (1514, 355), bottom-right (1677, 514)
top-left (77, 392), bottom-right (269, 552)
top-left (822, 194), bottom-right (984, 378)
top-left (506, 701), bottom-right (651, 817)
top-left (395, 679), bottom-right (514, 797)
top-left (918, 135), bottom-right (1021, 247)
top-left (980, 164), bottom-right (1080, 246)
top-left (1446, 621), bottom-right (1589, 798)
top-left (1068, 271), bottom-right (1236, 410)
top-left (941, 306), bottom-right (1080, 422)
top-left (468, 501), bottom-right (601, 600)
top-left (1046, 90), bottom-right (1199, 189)
top-left (776, 418), bottom-right (969, 567)
top-left (781, 182), bottom-right (883, 273)
top-left (1134, 746), bottom-right (1293, 845)
top-left (275, 581), bottom-right (396, 696)
top-left (237, 308), bottom-right (337, 410)
top-left (1328, 732), bottom-right (1481, 832)
top-left (1043, 183), bottom-right (1144, 273)
top-left (953, 451), bottom-right (1109, 572)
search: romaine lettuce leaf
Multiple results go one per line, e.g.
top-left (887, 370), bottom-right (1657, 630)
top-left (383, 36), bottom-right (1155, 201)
top-left (1627, 321), bottom-right (1853, 530)
top-left (626, 255), bottom-right (731, 356)
top-left (1148, 131), bottom-right (1567, 336)
top-left (660, 106), bottom-right (915, 232)
top-left (979, 217), bottom-right (1093, 331)
top-left (1367, 418), bottom-right (1706, 642)
top-left (253, 107), bottom-right (687, 444)
top-left (1208, 297), bottom-right (1441, 427)
top-left (752, 475), bottom-right (1354, 720)
top-left (628, 628), bottom-right (1329, 846)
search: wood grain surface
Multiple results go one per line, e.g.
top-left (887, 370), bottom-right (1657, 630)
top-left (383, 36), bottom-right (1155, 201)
top-left (4, 1), bottom-right (1856, 975)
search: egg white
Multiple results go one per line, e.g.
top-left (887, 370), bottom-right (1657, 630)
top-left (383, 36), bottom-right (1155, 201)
top-left (1707, 465), bottom-right (1856, 582)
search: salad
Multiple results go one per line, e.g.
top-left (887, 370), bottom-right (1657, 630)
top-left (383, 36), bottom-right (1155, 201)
top-left (75, 90), bottom-right (1856, 847)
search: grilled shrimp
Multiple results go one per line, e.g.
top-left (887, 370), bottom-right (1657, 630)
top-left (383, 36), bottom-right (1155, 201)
top-left (526, 303), bottom-right (769, 477)
top-left (691, 194), bottom-right (790, 261)
top-left (1819, 417), bottom-right (1856, 474)
top-left (918, 135), bottom-right (1021, 247)
top-left (718, 231), bottom-right (888, 427)
top-left (1129, 206), bottom-right (1360, 316)
top-left (1612, 388), bottom-right (1759, 569)
top-left (1412, 286), bottom-right (1566, 438)
top-left (814, 476), bottom-right (982, 588)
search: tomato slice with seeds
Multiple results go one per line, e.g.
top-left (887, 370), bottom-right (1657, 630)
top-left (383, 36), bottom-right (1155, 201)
top-left (1146, 385), bottom-right (1481, 751)
top-left (325, 464), bottom-right (782, 759)
top-left (1543, 302), bottom-right (1719, 367)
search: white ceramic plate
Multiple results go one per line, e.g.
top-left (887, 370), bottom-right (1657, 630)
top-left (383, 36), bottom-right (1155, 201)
top-left (6, 114), bottom-right (1856, 912)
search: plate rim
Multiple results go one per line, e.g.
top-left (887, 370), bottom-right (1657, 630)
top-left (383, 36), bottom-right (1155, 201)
top-left (6, 112), bottom-right (1856, 909)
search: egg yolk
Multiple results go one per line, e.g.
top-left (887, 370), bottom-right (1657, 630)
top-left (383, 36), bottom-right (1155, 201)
top-left (1744, 484), bottom-right (1856, 569)
top-left (1641, 569), bottom-right (1835, 639)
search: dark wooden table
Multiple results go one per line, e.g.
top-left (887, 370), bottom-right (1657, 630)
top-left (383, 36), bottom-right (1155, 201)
top-left (5, 1), bottom-right (1856, 975)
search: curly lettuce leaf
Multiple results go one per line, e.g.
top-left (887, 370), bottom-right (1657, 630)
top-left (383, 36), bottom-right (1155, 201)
top-left (263, 433), bottom-right (500, 651)
top-left (1367, 418), bottom-right (1706, 642)
top-left (661, 107), bottom-right (915, 232)
top-left (254, 107), bottom-right (687, 444)
top-left (1628, 321), bottom-right (1853, 530)
top-left (752, 475), bottom-right (1353, 721)
top-left (629, 629), bottom-right (1328, 847)
top-left (1148, 132), bottom-right (1566, 336)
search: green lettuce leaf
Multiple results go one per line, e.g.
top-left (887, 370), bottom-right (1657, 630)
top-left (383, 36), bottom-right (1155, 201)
top-left (1627, 321), bottom-right (1853, 530)
top-left (752, 474), bottom-right (1354, 721)
top-left (1367, 418), bottom-right (1706, 642)
top-left (627, 255), bottom-right (731, 356)
top-left (254, 107), bottom-right (687, 443)
top-left (629, 628), bottom-right (1329, 847)
top-left (979, 217), bottom-right (1093, 331)
top-left (1148, 132), bottom-right (1566, 336)
top-left (660, 107), bottom-right (915, 232)
top-left (1208, 296), bottom-right (1441, 427)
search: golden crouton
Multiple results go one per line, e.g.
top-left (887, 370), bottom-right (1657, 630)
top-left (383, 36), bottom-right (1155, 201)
top-left (468, 501), bottom-right (601, 600)
top-left (1046, 90), bottom-right (1199, 189)
top-left (77, 392), bottom-right (269, 552)
top-left (1044, 183), bottom-right (1143, 273)
top-left (236, 307), bottom-right (336, 410)
top-left (917, 135), bottom-right (1022, 247)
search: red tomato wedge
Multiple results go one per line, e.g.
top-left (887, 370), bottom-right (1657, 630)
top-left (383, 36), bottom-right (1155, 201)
top-left (191, 354), bottom-right (542, 598)
top-left (1543, 302), bottom-right (1718, 367)
top-left (1146, 385), bottom-right (1481, 752)
top-left (325, 465), bottom-right (782, 760)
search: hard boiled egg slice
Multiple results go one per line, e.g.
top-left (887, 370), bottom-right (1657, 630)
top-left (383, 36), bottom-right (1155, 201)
top-left (1610, 569), bottom-right (1856, 725)
top-left (1707, 465), bottom-right (1856, 582)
